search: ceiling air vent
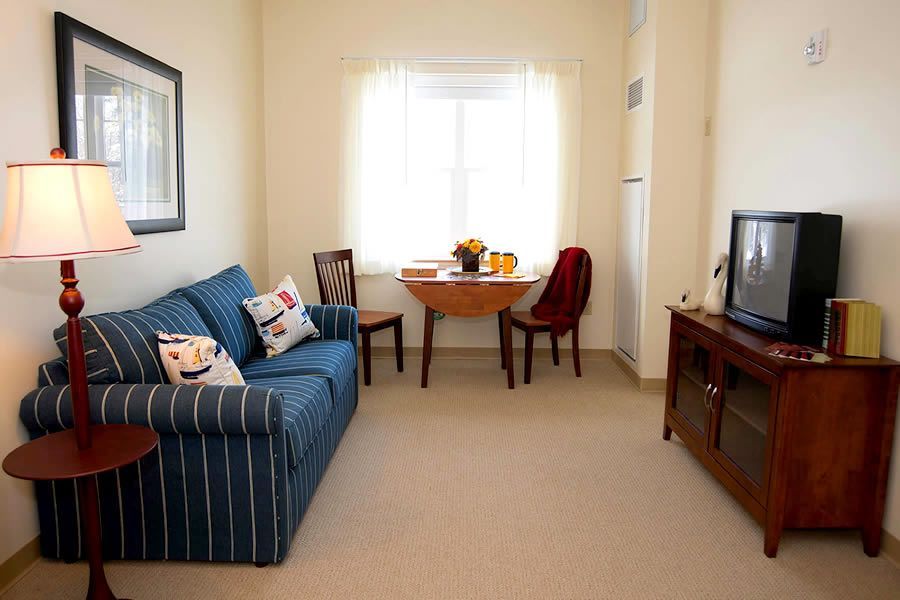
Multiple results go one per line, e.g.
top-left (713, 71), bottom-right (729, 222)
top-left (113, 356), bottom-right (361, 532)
top-left (626, 75), bottom-right (643, 113)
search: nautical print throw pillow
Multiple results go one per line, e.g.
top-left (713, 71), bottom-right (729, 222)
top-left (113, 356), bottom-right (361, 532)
top-left (241, 275), bottom-right (320, 357)
top-left (156, 332), bottom-right (245, 386)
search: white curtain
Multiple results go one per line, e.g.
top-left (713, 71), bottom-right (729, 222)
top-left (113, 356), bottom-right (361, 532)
top-left (338, 59), bottom-right (410, 275)
top-left (338, 59), bottom-right (582, 276)
top-left (521, 61), bottom-right (582, 275)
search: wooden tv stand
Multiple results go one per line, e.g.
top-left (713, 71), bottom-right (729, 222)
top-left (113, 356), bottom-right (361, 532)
top-left (662, 307), bottom-right (899, 557)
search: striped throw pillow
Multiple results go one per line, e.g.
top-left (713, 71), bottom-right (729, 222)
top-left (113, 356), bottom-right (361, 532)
top-left (53, 292), bottom-right (213, 384)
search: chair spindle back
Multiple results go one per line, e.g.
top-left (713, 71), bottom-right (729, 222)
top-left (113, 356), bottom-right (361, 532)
top-left (313, 249), bottom-right (357, 307)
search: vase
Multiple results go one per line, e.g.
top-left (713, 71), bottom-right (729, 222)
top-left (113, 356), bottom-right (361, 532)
top-left (461, 254), bottom-right (480, 272)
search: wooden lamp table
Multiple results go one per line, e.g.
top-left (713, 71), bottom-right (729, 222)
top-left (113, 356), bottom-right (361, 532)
top-left (3, 424), bottom-right (158, 599)
top-left (395, 269), bottom-right (540, 389)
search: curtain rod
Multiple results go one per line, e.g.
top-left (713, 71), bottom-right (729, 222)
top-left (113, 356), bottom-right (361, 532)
top-left (340, 56), bottom-right (583, 63)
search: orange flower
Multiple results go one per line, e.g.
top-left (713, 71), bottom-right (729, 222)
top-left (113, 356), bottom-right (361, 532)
top-left (469, 241), bottom-right (482, 254)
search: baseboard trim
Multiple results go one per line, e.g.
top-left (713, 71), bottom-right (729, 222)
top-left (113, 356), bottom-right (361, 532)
top-left (611, 351), bottom-right (666, 392)
top-left (883, 528), bottom-right (900, 567)
top-left (363, 346), bottom-right (612, 360)
top-left (0, 536), bottom-right (40, 595)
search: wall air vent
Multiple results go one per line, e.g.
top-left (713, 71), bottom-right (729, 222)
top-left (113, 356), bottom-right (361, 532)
top-left (626, 75), bottom-right (643, 113)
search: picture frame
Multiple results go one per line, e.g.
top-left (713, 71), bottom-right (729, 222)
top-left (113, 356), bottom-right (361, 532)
top-left (55, 12), bottom-right (185, 234)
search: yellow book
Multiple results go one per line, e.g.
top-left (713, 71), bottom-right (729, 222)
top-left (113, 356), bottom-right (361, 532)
top-left (869, 304), bottom-right (882, 358)
top-left (844, 302), bottom-right (881, 358)
top-left (846, 303), bottom-right (863, 356)
top-left (861, 305), bottom-right (870, 357)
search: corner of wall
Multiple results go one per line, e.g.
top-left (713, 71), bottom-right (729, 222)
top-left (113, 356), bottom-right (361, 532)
top-left (252, 0), bottom-right (270, 289)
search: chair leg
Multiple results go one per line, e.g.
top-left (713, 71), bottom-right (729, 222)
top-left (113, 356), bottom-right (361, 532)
top-left (572, 326), bottom-right (582, 378)
top-left (362, 330), bottom-right (372, 386)
top-left (524, 330), bottom-right (534, 384)
top-left (550, 333), bottom-right (560, 366)
top-left (498, 311), bottom-right (507, 370)
top-left (393, 320), bottom-right (404, 373)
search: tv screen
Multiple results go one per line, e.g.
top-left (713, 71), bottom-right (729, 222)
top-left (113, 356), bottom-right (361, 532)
top-left (730, 219), bottom-right (795, 322)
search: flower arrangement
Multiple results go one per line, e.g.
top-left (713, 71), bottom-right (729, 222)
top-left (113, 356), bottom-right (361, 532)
top-left (452, 238), bottom-right (489, 272)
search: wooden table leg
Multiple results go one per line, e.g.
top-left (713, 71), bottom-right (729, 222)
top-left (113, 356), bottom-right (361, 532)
top-left (501, 308), bottom-right (514, 389)
top-left (421, 306), bottom-right (435, 388)
top-left (361, 330), bottom-right (372, 386)
top-left (498, 311), bottom-right (506, 370)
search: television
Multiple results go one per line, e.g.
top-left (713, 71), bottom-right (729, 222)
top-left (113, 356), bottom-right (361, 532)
top-left (725, 211), bottom-right (842, 343)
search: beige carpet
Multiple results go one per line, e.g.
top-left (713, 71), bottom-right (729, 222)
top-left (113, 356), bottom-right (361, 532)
top-left (4, 358), bottom-right (900, 599)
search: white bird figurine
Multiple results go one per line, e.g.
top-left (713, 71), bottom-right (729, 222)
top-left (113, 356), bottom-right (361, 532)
top-left (703, 252), bottom-right (729, 315)
top-left (679, 288), bottom-right (702, 311)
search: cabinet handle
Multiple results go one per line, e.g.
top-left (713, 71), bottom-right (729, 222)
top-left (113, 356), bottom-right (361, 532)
top-left (703, 383), bottom-right (712, 410)
top-left (710, 386), bottom-right (719, 411)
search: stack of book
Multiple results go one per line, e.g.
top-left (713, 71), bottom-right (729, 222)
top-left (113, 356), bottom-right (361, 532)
top-left (822, 298), bottom-right (882, 358)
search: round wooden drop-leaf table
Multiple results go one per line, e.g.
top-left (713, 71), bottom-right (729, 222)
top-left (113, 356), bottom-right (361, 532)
top-left (395, 269), bottom-right (541, 389)
top-left (3, 424), bottom-right (159, 600)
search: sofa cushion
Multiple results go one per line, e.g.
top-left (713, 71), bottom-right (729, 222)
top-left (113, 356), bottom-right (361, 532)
top-left (53, 292), bottom-right (212, 384)
top-left (37, 358), bottom-right (70, 386)
top-left (247, 376), bottom-right (332, 468)
top-left (180, 265), bottom-right (259, 367)
top-left (242, 340), bottom-right (356, 400)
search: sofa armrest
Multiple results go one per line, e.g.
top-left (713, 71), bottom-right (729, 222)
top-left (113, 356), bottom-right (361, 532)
top-left (307, 304), bottom-right (358, 351)
top-left (20, 383), bottom-right (282, 436)
top-left (22, 382), bottom-right (294, 564)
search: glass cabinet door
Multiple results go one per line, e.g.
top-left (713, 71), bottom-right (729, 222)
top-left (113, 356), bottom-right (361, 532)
top-left (668, 326), bottom-right (715, 439)
top-left (709, 349), bottom-right (777, 501)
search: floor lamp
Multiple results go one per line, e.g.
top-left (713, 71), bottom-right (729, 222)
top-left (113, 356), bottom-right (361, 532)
top-left (1, 150), bottom-right (159, 600)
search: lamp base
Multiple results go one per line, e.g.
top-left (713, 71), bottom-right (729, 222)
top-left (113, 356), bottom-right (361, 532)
top-left (2, 426), bottom-right (158, 600)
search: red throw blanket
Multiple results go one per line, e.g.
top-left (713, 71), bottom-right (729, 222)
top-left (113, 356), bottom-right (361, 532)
top-left (531, 247), bottom-right (592, 337)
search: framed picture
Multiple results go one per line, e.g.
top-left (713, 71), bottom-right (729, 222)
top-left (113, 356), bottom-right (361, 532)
top-left (55, 12), bottom-right (185, 234)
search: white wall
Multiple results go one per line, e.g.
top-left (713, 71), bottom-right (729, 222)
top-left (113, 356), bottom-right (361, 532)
top-left (261, 0), bottom-right (625, 352)
top-left (0, 0), bottom-right (267, 563)
top-left (699, 0), bottom-right (900, 541)
top-left (617, 0), bottom-right (708, 380)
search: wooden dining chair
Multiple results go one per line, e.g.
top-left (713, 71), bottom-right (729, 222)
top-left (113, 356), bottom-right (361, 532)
top-left (499, 252), bottom-right (589, 384)
top-left (313, 249), bottom-right (403, 386)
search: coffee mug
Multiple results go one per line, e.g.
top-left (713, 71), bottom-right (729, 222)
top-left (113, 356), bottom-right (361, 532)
top-left (489, 251), bottom-right (501, 271)
top-left (502, 252), bottom-right (518, 274)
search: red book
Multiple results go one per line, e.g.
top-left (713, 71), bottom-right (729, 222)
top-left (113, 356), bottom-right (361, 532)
top-left (830, 300), bottom-right (864, 355)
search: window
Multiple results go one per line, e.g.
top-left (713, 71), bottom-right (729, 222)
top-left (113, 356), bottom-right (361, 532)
top-left (340, 59), bottom-right (582, 275)
top-left (77, 66), bottom-right (172, 207)
top-left (406, 65), bottom-right (525, 259)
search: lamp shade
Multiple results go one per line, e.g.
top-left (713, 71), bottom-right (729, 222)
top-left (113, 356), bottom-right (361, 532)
top-left (0, 160), bottom-right (141, 262)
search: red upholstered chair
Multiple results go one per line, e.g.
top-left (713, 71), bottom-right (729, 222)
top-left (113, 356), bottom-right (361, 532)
top-left (313, 249), bottom-right (403, 386)
top-left (499, 251), bottom-right (589, 384)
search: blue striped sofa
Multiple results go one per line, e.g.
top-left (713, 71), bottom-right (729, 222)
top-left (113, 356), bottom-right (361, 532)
top-left (19, 265), bottom-right (358, 564)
